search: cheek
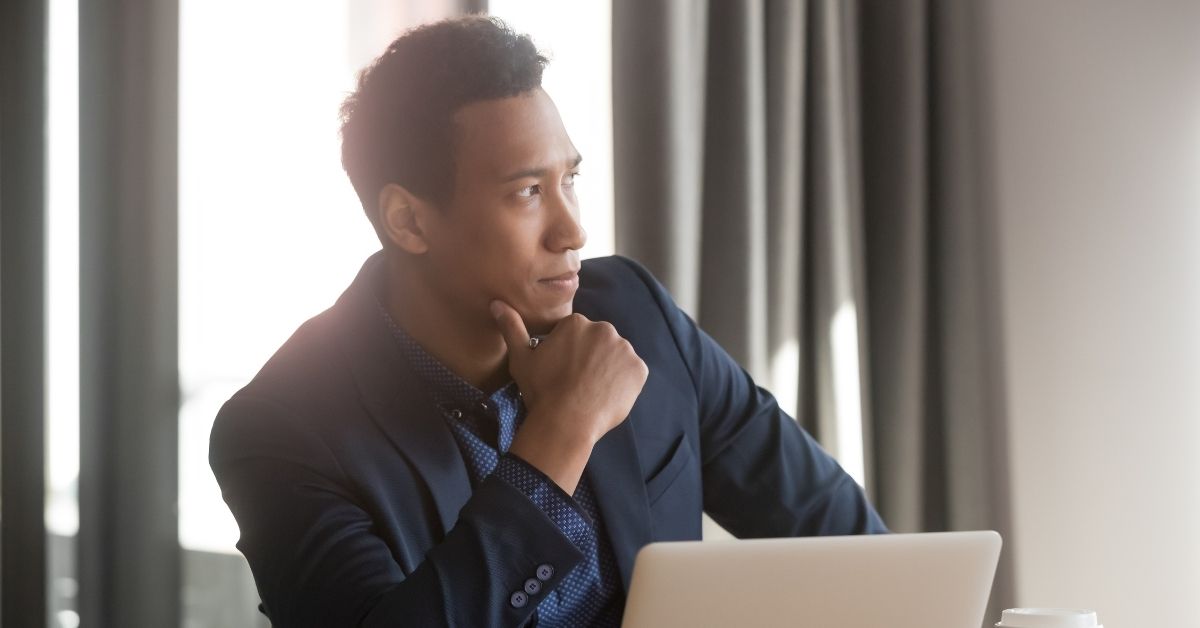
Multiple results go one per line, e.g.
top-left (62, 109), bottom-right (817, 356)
top-left (476, 215), bottom-right (542, 264)
top-left (438, 221), bottom-right (536, 288)
top-left (428, 202), bottom-right (546, 290)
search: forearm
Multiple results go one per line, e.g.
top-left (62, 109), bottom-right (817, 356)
top-left (360, 473), bottom-right (587, 627)
top-left (217, 451), bottom-right (586, 628)
top-left (507, 408), bottom-right (595, 495)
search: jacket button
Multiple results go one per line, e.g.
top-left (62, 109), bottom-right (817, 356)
top-left (536, 563), bottom-right (554, 581)
top-left (510, 591), bottom-right (528, 608)
top-left (524, 578), bottom-right (541, 595)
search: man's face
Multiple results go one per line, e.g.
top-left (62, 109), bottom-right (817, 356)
top-left (421, 87), bottom-right (586, 335)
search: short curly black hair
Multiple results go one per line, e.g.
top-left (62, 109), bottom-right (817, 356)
top-left (339, 15), bottom-right (548, 237)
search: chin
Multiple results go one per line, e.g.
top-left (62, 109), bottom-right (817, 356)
top-left (525, 302), bottom-right (574, 335)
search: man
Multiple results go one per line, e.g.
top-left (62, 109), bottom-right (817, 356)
top-left (209, 15), bottom-right (886, 628)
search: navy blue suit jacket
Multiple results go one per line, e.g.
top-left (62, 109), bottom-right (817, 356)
top-left (209, 252), bottom-right (886, 627)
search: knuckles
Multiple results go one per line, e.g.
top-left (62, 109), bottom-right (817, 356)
top-left (634, 358), bottom-right (649, 382)
top-left (595, 321), bottom-right (619, 340)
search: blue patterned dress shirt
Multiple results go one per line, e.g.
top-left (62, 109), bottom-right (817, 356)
top-left (379, 303), bottom-right (623, 626)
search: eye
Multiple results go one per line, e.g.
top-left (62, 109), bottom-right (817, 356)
top-left (516, 184), bottom-right (541, 198)
top-left (563, 171), bottom-right (580, 187)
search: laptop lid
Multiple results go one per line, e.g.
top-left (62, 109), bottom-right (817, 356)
top-left (622, 530), bottom-right (1002, 628)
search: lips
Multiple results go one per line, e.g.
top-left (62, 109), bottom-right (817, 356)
top-left (541, 270), bottom-right (579, 282)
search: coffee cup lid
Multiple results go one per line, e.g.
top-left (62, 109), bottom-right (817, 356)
top-left (997, 608), bottom-right (1100, 628)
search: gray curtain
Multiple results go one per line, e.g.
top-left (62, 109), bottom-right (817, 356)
top-left (613, 0), bottom-right (1014, 616)
top-left (79, 0), bottom-right (182, 625)
top-left (1, 0), bottom-right (50, 625)
top-left (614, 0), bottom-right (857, 448)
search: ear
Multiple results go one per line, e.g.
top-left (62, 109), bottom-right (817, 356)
top-left (377, 183), bottom-right (432, 255)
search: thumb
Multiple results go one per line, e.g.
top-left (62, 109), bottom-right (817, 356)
top-left (490, 299), bottom-right (531, 352)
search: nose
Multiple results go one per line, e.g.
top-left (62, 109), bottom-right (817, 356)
top-left (545, 189), bottom-right (587, 252)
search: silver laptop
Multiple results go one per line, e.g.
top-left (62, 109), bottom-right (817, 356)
top-left (622, 530), bottom-right (1002, 628)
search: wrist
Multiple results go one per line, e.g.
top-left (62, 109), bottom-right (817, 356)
top-left (509, 413), bottom-right (595, 494)
top-left (520, 406), bottom-right (599, 451)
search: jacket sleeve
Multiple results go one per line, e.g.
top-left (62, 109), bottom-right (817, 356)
top-left (209, 395), bottom-right (587, 628)
top-left (616, 256), bottom-right (889, 538)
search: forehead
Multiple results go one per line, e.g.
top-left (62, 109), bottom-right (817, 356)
top-left (451, 88), bottom-right (576, 180)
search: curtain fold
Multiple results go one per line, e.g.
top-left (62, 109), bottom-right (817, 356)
top-left (1, 0), bottom-right (50, 625)
top-left (614, 0), bottom-right (865, 470)
top-left (613, 0), bottom-right (1014, 614)
top-left (613, 0), bottom-right (709, 317)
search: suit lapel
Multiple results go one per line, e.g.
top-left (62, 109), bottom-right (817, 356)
top-left (335, 252), bottom-right (473, 537)
top-left (369, 378), bottom-right (474, 536)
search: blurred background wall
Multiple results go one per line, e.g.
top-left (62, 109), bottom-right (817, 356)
top-left (981, 2), bottom-right (1200, 626)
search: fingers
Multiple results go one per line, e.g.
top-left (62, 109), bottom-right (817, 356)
top-left (490, 299), bottom-right (531, 351)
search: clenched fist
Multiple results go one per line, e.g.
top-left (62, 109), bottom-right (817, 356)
top-left (490, 300), bottom-right (648, 494)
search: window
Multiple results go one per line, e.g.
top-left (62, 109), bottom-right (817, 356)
top-left (47, 0), bottom-right (81, 624)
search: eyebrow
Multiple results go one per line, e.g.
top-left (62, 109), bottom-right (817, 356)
top-left (500, 153), bottom-right (584, 183)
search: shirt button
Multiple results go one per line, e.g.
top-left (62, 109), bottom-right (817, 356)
top-left (523, 578), bottom-right (541, 595)
top-left (448, 408), bottom-right (463, 420)
top-left (535, 563), bottom-right (554, 581)
top-left (478, 400), bottom-right (490, 412)
top-left (509, 591), bottom-right (528, 608)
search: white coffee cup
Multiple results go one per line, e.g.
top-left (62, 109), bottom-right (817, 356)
top-left (996, 608), bottom-right (1102, 628)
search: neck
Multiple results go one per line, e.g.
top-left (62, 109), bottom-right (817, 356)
top-left (382, 256), bottom-right (511, 394)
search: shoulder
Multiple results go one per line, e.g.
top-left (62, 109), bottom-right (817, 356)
top-left (576, 255), bottom-right (670, 314)
top-left (574, 255), bottom-right (695, 371)
top-left (231, 306), bottom-right (350, 411)
top-left (579, 254), bottom-right (656, 285)
top-left (208, 303), bottom-right (360, 471)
